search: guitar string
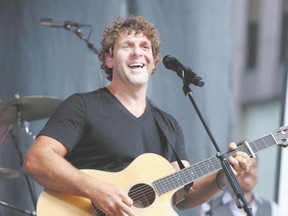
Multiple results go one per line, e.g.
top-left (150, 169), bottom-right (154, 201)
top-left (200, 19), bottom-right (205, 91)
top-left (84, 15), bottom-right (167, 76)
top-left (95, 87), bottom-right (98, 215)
top-left (94, 208), bottom-right (106, 216)
top-left (96, 134), bottom-right (276, 209)
top-left (127, 158), bottom-right (222, 201)
top-left (128, 135), bottom-right (275, 201)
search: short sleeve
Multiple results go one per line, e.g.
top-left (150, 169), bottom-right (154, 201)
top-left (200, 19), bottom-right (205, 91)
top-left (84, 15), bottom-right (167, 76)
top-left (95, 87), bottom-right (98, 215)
top-left (38, 94), bottom-right (87, 151)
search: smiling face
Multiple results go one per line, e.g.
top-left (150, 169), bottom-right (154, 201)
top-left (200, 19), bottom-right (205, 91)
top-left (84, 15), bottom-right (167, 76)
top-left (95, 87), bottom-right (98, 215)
top-left (98, 16), bottom-right (161, 82)
top-left (105, 31), bottom-right (155, 86)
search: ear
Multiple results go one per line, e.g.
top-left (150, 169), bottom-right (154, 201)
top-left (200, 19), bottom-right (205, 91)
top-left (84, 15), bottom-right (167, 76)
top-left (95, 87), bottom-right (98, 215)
top-left (105, 53), bottom-right (113, 69)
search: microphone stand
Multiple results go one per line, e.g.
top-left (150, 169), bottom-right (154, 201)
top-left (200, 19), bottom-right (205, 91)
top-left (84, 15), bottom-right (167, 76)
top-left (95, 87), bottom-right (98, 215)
top-left (10, 122), bottom-right (37, 210)
top-left (181, 79), bottom-right (253, 216)
top-left (64, 24), bottom-right (98, 54)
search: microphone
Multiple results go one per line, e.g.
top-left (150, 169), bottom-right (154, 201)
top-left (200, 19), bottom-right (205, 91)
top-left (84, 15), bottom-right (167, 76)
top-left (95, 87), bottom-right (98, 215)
top-left (40, 18), bottom-right (88, 28)
top-left (163, 55), bottom-right (205, 87)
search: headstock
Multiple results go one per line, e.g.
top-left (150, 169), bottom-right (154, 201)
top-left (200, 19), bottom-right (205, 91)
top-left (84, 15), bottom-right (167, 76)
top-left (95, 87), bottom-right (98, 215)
top-left (273, 126), bottom-right (288, 148)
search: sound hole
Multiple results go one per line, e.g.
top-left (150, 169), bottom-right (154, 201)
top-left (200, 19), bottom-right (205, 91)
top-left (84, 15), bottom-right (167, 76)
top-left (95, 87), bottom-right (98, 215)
top-left (92, 202), bottom-right (107, 216)
top-left (128, 183), bottom-right (156, 208)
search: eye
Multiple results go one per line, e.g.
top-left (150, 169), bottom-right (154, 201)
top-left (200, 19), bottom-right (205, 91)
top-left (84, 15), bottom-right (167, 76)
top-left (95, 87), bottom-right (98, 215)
top-left (122, 44), bottom-right (130, 49)
top-left (142, 44), bottom-right (150, 50)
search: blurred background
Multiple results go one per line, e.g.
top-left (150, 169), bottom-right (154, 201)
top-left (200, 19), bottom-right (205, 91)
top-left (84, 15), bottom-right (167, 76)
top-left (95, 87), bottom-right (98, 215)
top-left (0, 0), bottom-right (287, 215)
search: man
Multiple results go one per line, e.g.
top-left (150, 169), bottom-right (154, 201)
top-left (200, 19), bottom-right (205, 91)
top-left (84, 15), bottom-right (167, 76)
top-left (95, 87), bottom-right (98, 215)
top-left (197, 158), bottom-right (280, 216)
top-left (23, 15), bottom-right (251, 216)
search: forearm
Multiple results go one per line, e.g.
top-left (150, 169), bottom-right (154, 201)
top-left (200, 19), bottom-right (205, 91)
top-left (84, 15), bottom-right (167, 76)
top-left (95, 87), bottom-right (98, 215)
top-left (25, 156), bottom-right (88, 196)
top-left (176, 170), bottom-right (225, 209)
top-left (23, 136), bottom-right (135, 216)
top-left (23, 138), bottom-right (97, 199)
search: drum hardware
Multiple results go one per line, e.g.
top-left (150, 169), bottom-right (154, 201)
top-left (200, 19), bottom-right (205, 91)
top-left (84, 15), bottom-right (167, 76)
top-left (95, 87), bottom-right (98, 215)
top-left (0, 167), bottom-right (19, 179)
top-left (10, 124), bottom-right (38, 210)
top-left (0, 94), bottom-right (63, 125)
top-left (0, 125), bottom-right (12, 145)
top-left (0, 200), bottom-right (36, 215)
top-left (0, 94), bottom-right (63, 215)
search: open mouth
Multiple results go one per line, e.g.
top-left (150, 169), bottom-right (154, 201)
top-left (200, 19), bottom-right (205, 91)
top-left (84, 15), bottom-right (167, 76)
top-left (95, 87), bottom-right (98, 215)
top-left (128, 63), bottom-right (145, 69)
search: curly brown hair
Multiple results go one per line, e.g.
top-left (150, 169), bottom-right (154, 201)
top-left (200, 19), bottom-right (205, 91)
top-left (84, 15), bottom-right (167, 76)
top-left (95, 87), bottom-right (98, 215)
top-left (98, 15), bottom-right (161, 81)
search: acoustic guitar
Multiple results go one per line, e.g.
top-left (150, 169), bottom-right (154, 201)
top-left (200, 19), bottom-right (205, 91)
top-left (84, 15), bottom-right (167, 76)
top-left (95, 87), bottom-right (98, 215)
top-left (37, 126), bottom-right (288, 216)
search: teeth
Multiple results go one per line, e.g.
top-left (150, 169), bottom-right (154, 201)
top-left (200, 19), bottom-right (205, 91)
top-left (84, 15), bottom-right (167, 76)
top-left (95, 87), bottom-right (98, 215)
top-left (129, 63), bottom-right (144, 68)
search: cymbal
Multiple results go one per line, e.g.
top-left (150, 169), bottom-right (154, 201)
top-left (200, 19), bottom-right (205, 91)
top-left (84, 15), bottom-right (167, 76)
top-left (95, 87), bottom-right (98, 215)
top-left (0, 167), bottom-right (19, 179)
top-left (0, 95), bottom-right (63, 125)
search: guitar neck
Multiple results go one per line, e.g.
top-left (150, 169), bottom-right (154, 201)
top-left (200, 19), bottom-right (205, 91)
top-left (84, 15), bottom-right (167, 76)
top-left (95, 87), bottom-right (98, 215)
top-left (152, 133), bottom-right (277, 196)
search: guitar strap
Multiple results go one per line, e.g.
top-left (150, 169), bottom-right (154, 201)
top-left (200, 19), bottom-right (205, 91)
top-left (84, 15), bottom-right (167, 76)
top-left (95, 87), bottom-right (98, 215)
top-left (150, 102), bottom-right (193, 193)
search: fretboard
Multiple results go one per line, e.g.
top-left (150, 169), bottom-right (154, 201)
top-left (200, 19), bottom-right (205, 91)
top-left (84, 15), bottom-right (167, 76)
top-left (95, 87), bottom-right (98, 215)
top-left (152, 133), bottom-right (277, 196)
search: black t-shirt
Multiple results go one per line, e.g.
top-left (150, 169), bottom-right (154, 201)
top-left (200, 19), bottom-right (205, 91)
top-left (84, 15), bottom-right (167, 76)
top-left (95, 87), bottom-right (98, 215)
top-left (39, 88), bottom-right (187, 171)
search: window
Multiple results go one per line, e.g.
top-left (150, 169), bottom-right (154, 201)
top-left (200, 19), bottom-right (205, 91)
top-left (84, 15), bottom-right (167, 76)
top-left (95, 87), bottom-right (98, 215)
top-left (246, 0), bottom-right (260, 69)
top-left (280, 0), bottom-right (288, 63)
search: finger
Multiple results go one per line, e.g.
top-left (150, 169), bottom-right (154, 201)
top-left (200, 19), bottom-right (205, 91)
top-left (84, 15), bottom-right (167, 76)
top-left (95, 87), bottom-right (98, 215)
top-left (97, 196), bottom-right (124, 216)
top-left (228, 142), bottom-right (237, 151)
top-left (229, 154), bottom-right (250, 174)
top-left (235, 151), bottom-right (252, 165)
top-left (107, 194), bottom-right (135, 216)
top-left (119, 194), bottom-right (135, 216)
top-left (119, 203), bottom-right (136, 216)
top-left (120, 193), bottom-right (133, 207)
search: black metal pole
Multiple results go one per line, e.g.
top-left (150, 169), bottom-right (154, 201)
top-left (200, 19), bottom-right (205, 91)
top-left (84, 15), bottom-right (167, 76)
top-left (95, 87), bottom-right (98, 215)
top-left (182, 83), bottom-right (253, 216)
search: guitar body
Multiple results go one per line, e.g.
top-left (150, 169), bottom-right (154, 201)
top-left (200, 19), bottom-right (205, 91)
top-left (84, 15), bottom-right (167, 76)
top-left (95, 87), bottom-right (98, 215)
top-left (37, 126), bottom-right (288, 216)
top-left (37, 153), bottom-right (180, 216)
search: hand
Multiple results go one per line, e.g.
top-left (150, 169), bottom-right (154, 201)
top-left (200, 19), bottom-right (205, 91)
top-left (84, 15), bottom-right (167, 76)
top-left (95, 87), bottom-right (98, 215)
top-left (228, 142), bottom-right (252, 176)
top-left (89, 180), bottom-right (135, 216)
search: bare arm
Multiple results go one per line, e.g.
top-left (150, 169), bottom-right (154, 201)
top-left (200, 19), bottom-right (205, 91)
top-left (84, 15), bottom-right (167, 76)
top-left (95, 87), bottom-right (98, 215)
top-left (174, 143), bottom-right (251, 209)
top-left (23, 135), bottom-right (135, 216)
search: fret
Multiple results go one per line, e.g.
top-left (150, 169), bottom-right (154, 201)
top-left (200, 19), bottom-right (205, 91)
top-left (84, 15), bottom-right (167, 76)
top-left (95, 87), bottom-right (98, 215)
top-left (37, 127), bottom-right (288, 216)
top-left (153, 157), bottom-right (221, 195)
top-left (248, 134), bottom-right (276, 155)
top-left (250, 142), bottom-right (258, 154)
top-left (205, 159), bottom-right (216, 173)
top-left (193, 163), bottom-right (203, 178)
top-left (257, 138), bottom-right (266, 151)
top-left (152, 128), bottom-right (287, 196)
top-left (198, 161), bottom-right (209, 176)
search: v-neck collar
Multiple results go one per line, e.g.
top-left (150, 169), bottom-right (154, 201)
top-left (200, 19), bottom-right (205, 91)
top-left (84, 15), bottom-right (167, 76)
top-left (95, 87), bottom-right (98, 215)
top-left (104, 87), bottom-right (148, 119)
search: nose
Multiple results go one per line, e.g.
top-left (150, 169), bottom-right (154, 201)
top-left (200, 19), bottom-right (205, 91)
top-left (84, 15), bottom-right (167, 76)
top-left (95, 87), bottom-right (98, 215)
top-left (131, 46), bottom-right (143, 57)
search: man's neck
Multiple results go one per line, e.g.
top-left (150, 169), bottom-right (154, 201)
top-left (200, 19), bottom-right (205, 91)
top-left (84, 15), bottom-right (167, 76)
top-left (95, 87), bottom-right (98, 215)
top-left (107, 83), bottom-right (147, 117)
top-left (244, 191), bottom-right (254, 204)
